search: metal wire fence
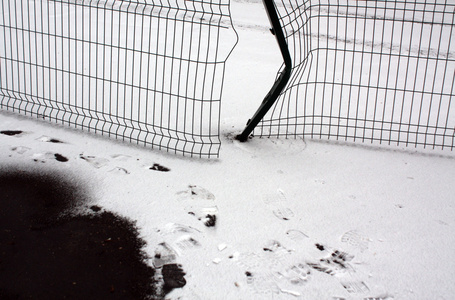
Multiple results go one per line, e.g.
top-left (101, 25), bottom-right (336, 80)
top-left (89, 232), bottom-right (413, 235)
top-left (256, 0), bottom-right (455, 150)
top-left (0, 0), bottom-right (237, 157)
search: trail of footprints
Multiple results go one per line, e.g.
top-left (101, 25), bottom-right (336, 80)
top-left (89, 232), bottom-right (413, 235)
top-left (1, 129), bottom-right (183, 297)
top-left (152, 185), bottom-right (390, 299)
top-left (236, 233), bottom-right (391, 299)
top-left (235, 189), bottom-right (387, 298)
top-left (2, 129), bottom-right (391, 299)
top-left (153, 184), bottom-right (218, 260)
top-left (150, 185), bottom-right (221, 297)
top-left (1, 129), bottom-right (171, 173)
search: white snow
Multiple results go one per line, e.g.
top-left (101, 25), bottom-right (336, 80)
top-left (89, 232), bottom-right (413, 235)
top-left (1, 0), bottom-right (455, 299)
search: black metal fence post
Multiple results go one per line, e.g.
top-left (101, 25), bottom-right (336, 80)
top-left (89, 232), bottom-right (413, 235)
top-left (236, 0), bottom-right (292, 142)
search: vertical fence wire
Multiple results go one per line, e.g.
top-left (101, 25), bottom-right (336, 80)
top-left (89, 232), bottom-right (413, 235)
top-left (0, 0), bottom-right (238, 157)
top-left (256, 0), bottom-right (455, 150)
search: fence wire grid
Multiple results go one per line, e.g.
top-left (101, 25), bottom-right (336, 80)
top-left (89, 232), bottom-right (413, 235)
top-left (257, 0), bottom-right (455, 150)
top-left (0, 0), bottom-right (238, 158)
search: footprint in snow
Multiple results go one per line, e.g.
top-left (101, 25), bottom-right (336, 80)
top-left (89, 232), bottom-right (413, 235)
top-left (79, 154), bottom-right (109, 169)
top-left (307, 243), bottom-right (355, 276)
top-left (307, 243), bottom-right (375, 296)
top-left (171, 235), bottom-right (201, 255)
top-left (32, 152), bottom-right (69, 163)
top-left (333, 294), bottom-right (394, 300)
top-left (363, 295), bottom-right (395, 300)
top-left (159, 223), bottom-right (201, 236)
top-left (108, 167), bottom-right (130, 175)
top-left (153, 243), bottom-right (178, 268)
top-left (10, 146), bottom-right (31, 154)
top-left (286, 229), bottom-right (309, 242)
top-left (262, 240), bottom-right (293, 258)
top-left (340, 281), bottom-right (370, 294)
top-left (263, 189), bottom-right (294, 221)
top-left (177, 185), bottom-right (218, 227)
top-left (152, 243), bottom-right (187, 297)
top-left (341, 230), bottom-right (370, 252)
top-left (36, 135), bottom-right (65, 143)
top-left (111, 154), bottom-right (131, 161)
top-left (238, 240), bottom-right (310, 297)
top-left (287, 263), bottom-right (312, 286)
top-left (156, 223), bottom-right (202, 256)
top-left (244, 270), bottom-right (280, 296)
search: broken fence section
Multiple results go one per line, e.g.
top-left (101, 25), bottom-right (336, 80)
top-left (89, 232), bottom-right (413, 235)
top-left (0, 0), bottom-right (238, 158)
top-left (252, 0), bottom-right (454, 151)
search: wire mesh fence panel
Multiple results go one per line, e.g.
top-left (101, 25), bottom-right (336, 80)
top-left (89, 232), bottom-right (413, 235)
top-left (256, 0), bottom-right (455, 150)
top-left (0, 0), bottom-right (238, 157)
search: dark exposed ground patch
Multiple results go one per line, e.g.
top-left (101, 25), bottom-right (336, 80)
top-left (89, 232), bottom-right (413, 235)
top-left (162, 264), bottom-right (187, 294)
top-left (38, 137), bottom-right (65, 143)
top-left (150, 163), bottom-right (170, 172)
top-left (54, 153), bottom-right (69, 162)
top-left (48, 138), bottom-right (64, 143)
top-left (315, 243), bottom-right (325, 251)
top-left (1, 130), bottom-right (23, 136)
top-left (204, 214), bottom-right (217, 227)
top-left (0, 169), bottom-right (185, 299)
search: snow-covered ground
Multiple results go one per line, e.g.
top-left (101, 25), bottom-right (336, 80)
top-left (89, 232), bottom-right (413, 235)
top-left (1, 0), bottom-right (455, 299)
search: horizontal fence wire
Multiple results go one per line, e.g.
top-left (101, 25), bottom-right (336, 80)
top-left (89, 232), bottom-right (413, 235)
top-left (256, 0), bottom-right (455, 150)
top-left (0, 0), bottom-right (238, 158)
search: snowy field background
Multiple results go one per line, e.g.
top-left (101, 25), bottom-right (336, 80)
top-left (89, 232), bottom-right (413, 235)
top-left (1, 0), bottom-right (455, 299)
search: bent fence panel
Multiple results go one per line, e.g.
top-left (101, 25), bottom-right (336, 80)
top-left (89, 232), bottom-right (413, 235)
top-left (0, 0), bottom-right (238, 157)
top-left (256, 0), bottom-right (455, 150)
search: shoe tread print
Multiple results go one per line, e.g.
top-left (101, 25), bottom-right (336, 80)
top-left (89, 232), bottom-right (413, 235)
top-left (237, 240), bottom-right (311, 297)
top-left (263, 189), bottom-right (294, 221)
top-left (177, 185), bottom-right (218, 228)
top-left (341, 230), bottom-right (370, 252)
